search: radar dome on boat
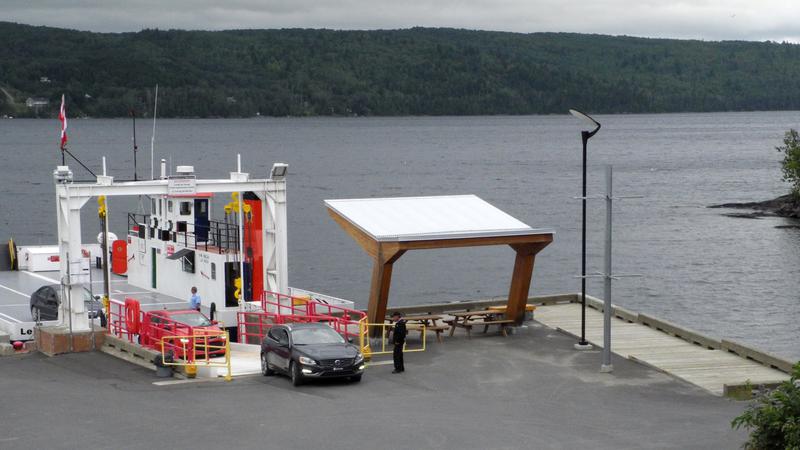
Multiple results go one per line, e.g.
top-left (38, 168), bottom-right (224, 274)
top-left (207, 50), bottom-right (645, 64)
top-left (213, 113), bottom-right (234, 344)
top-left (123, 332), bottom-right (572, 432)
top-left (97, 232), bottom-right (118, 244)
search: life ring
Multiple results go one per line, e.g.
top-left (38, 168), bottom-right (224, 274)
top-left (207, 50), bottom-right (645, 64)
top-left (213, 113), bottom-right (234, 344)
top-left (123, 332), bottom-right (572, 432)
top-left (124, 298), bottom-right (141, 334)
top-left (165, 220), bottom-right (173, 231)
top-left (150, 216), bottom-right (159, 229)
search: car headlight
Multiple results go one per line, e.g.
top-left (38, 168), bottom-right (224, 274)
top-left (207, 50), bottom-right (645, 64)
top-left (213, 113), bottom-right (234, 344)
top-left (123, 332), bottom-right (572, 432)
top-left (354, 352), bottom-right (364, 363)
top-left (299, 356), bottom-right (317, 366)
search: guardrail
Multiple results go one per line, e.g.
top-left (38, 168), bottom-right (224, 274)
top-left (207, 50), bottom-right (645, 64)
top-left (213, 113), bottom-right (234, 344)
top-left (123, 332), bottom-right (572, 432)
top-left (159, 331), bottom-right (232, 381)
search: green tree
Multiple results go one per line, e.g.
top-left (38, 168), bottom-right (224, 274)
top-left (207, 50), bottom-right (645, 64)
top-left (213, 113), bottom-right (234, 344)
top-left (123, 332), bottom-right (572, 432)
top-left (732, 362), bottom-right (800, 449)
top-left (776, 130), bottom-right (800, 199)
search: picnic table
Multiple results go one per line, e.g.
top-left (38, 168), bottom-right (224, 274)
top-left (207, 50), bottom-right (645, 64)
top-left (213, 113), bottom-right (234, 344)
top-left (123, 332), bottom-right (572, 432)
top-left (384, 314), bottom-right (450, 343)
top-left (447, 310), bottom-right (514, 338)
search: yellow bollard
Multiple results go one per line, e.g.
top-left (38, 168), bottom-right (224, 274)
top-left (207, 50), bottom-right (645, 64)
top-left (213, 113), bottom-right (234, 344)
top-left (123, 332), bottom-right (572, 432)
top-left (185, 364), bottom-right (197, 378)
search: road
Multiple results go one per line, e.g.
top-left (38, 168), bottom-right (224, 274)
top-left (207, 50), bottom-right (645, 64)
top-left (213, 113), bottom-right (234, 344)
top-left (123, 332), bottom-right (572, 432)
top-left (0, 322), bottom-right (748, 449)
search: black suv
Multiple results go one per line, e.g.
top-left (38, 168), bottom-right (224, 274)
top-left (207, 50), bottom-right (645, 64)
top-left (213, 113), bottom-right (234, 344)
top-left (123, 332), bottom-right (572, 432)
top-left (260, 323), bottom-right (365, 386)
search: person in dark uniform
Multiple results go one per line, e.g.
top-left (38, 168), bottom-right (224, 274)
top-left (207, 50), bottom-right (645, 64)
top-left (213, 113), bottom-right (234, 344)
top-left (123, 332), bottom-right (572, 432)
top-left (391, 311), bottom-right (407, 373)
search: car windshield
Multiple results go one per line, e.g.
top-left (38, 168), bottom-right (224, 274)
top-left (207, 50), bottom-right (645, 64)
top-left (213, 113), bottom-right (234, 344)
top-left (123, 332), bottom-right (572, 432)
top-left (169, 312), bottom-right (212, 327)
top-left (291, 327), bottom-right (345, 345)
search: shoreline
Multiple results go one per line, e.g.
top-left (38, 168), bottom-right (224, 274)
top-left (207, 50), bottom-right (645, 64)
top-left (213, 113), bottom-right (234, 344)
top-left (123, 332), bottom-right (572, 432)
top-left (709, 193), bottom-right (800, 221)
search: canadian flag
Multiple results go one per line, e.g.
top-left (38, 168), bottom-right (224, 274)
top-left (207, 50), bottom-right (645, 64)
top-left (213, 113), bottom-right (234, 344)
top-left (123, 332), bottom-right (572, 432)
top-left (58, 94), bottom-right (68, 150)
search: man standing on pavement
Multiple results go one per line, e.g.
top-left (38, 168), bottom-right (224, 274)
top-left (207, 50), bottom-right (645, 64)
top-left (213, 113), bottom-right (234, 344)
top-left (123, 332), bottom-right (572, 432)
top-left (189, 286), bottom-right (201, 311)
top-left (391, 311), bottom-right (407, 373)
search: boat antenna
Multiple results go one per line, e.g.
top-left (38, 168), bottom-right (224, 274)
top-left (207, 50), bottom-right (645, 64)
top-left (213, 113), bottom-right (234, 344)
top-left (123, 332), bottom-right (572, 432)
top-left (150, 83), bottom-right (158, 180)
top-left (131, 109), bottom-right (138, 181)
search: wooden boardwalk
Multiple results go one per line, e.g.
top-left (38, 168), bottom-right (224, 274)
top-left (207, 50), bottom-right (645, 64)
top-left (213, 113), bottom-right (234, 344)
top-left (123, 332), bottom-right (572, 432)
top-left (535, 302), bottom-right (790, 396)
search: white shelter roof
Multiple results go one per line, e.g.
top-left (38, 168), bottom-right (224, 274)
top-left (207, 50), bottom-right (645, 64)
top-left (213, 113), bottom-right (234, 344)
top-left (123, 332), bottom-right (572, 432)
top-left (324, 195), bottom-right (553, 242)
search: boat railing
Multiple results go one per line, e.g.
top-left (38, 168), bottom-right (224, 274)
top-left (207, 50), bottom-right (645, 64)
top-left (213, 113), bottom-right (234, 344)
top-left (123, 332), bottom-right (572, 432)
top-left (127, 212), bottom-right (239, 254)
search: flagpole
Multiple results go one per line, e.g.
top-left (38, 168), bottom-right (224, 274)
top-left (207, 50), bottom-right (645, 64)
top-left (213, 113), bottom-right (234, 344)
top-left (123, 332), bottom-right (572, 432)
top-left (59, 94), bottom-right (67, 166)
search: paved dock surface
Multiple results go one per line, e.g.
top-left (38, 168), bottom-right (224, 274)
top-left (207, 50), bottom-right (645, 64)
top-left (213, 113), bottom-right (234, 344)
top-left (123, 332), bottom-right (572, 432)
top-left (0, 323), bottom-right (746, 449)
top-left (0, 268), bottom-right (204, 323)
top-left (535, 302), bottom-right (790, 396)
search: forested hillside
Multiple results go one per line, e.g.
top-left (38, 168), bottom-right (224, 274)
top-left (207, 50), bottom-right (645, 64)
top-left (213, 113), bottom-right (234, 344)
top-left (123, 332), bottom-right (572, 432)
top-left (2, 22), bottom-right (800, 118)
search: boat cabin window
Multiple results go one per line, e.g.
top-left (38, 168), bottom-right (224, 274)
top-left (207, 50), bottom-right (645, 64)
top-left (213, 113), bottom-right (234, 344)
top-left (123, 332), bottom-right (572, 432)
top-left (211, 263), bottom-right (216, 280)
top-left (180, 202), bottom-right (192, 216)
top-left (168, 201), bottom-right (173, 213)
top-left (158, 200), bottom-right (162, 216)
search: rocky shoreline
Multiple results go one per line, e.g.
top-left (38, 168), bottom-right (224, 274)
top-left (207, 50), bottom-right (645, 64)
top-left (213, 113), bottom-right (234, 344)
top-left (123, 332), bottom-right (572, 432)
top-left (709, 194), bottom-right (800, 220)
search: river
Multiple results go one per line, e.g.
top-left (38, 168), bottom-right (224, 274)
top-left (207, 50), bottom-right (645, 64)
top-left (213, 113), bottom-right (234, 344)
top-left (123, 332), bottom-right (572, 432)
top-left (1, 112), bottom-right (799, 360)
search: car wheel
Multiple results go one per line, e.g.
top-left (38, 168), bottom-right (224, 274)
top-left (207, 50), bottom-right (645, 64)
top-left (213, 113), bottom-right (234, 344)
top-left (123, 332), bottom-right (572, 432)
top-left (290, 361), bottom-right (304, 386)
top-left (350, 374), bottom-right (363, 383)
top-left (261, 353), bottom-right (274, 376)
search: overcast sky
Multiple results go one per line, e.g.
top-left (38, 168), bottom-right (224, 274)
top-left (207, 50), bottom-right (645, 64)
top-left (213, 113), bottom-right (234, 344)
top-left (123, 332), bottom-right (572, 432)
top-left (3, 0), bottom-right (800, 42)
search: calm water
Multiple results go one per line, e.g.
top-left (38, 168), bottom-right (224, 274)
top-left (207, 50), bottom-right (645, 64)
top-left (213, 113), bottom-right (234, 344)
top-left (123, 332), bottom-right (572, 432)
top-left (1, 113), bottom-right (799, 360)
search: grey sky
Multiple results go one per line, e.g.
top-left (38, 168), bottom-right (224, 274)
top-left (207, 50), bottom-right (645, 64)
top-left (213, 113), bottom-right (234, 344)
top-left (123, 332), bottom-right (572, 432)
top-left (3, 0), bottom-right (799, 42)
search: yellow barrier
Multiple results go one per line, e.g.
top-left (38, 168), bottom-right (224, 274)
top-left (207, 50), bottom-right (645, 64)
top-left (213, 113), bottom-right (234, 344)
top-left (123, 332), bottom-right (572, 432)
top-left (358, 321), bottom-right (426, 359)
top-left (160, 331), bottom-right (233, 382)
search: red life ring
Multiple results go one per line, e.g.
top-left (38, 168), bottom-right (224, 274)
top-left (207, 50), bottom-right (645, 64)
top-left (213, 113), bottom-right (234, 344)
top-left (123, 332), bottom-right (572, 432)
top-left (124, 298), bottom-right (141, 334)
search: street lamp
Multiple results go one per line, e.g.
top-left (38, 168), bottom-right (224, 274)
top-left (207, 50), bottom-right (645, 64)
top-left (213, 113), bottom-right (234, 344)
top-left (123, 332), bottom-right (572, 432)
top-left (569, 109), bottom-right (601, 349)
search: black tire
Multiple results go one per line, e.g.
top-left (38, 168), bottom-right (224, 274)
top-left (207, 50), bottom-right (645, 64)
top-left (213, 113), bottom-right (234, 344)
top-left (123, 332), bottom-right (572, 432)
top-left (350, 374), bottom-right (363, 383)
top-left (290, 361), bottom-right (304, 386)
top-left (261, 353), bottom-right (274, 376)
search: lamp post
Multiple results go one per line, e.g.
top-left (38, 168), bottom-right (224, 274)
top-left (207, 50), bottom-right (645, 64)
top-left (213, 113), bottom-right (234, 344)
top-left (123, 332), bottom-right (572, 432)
top-left (569, 109), bottom-right (601, 349)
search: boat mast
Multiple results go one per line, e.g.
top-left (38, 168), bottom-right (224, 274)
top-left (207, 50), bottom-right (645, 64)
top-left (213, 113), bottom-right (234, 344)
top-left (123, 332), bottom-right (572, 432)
top-left (150, 84), bottom-right (158, 180)
top-left (131, 109), bottom-right (138, 181)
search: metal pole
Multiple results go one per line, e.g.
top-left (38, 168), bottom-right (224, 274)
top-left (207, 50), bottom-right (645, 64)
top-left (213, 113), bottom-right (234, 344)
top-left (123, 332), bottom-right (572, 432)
top-left (132, 110), bottom-right (138, 181)
top-left (601, 165), bottom-right (614, 373)
top-left (102, 202), bottom-right (111, 331)
top-left (151, 84), bottom-right (158, 180)
top-left (576, 131), bottom-right (591, 349)
top-left (89, 262), bottom-right (95, 350)
top-left (237, 154), bottom-right (245, 306)
top-left (66, 251), bottom-right (73, 353)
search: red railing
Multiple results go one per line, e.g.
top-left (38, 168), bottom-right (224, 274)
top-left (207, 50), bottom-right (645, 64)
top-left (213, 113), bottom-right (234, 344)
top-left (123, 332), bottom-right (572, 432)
top-left (106, 298), bottom-right (224, 363)
top-left (237, 310), bottom-right (277, 345)
top-left (237, 291), bottom-right (366, 344)
top-left (107, 298), bottom-right (141, 343)
top-left (138, 313), bottom-right (226, 362)
top-left (110, 291), bottom-right (365, 354)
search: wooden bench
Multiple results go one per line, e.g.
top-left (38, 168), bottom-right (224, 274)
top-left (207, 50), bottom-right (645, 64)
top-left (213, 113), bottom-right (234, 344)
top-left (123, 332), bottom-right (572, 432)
top-left (424, 325), bottom-right (451, 343)
top-left (448, 310), bottom-right (515, 338)
top-left (387, 322), bottom-right (451, 343)
top-left (386, 314), bottom-right (451, 343)
top-left (478, 319), bottom-right (514, 337)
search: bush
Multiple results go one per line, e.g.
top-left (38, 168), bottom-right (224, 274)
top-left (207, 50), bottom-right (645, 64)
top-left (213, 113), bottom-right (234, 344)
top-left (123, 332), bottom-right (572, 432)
top-left (776, 130), bottom-right (800, 199)
top-left (732, 362), bottom-right (800, 449)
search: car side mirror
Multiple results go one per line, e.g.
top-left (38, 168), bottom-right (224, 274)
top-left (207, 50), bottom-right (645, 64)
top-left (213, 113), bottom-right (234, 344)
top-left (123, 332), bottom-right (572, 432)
top-left (94, 295), bottom-right (101, 300)
top-left (211, 320), bottom-right (219, 325)
top-left (347, 337), bottom-right (354, 344)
